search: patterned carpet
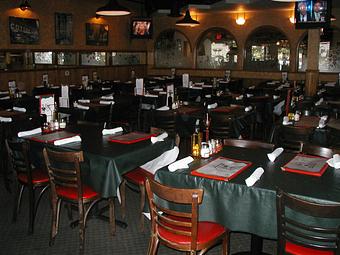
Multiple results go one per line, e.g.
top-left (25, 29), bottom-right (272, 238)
top-left (0, 178), bottom-right (277, 255)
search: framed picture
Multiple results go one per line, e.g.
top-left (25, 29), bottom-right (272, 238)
top-left (55, 13), bottom-right (73, 45)
top-left (9, 17), bottom-right (39, 44)
top-left (85, 23), bottom-right (108, 46)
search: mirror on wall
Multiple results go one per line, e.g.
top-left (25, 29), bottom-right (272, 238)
top-left (154, 29), bottom-right (192, 68)
top-left (57, 52), bottom-right (78, 66)
top-left (196, 28), bottom-right (238, 69)
top-left (244, 26), bottom-right (290, 72)
top-left (112, 52), bottom-right (146, 65)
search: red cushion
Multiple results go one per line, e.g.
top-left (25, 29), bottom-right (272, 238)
top-left (18, 169), bottom-right (49, 184)
top-left (157, 215), bottom-right (225, 245)
top-left (124, 167), bottom-right (154, 185)
top-left (56, 185), bottom-right (99, 200)
top-left (285, 241), bottom-right (334, 255)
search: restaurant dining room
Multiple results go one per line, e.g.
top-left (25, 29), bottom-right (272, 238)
top-left (1, 0), bottom-right (340, 254)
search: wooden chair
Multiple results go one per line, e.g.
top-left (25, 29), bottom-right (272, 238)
top-left (43, 148), bottom-right (115, 254)
top-left (276, 189), bottom-right (340, 255)
top-left (6, 139), bottom-right (49, 234)
top-left (210, 111), bottom-right (235, 140)
top-left (302, 144), bottom-right (340, 158)
top-left (223, 139), bottom-right (275, 150)
top-left (274, 125), bottom-right (314, 153)
top-left (153, 109), bottom-right (177, 135)
top-left (145, 178), bottom-right (229, 255)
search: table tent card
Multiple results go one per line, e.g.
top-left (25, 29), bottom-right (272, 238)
top-left (191, 157), bottom-right (252, 181)
top-left (8, 80), bottom-right (16, 95)
top-left (136, 78), bottom-right (144, 96)
top-left (59, 85), bottom-right (69, 108)
top-left (182, 73), bottom-right (189, 88)
top-left (166, 84), bottom-right (174, 106)
top-left (42, 74), bottom-right (48, 86)
top-left (82, 75), bottom-right (89, 88)
top-left (39, 94), bottom-right (55, 122)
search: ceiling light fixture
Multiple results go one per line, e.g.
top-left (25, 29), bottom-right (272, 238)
top-left (236, 13), bottom-right (246, 26)
top-left (96, 0), bottom-right (131, 16)
top-left (176, 9), bottom-right (200, 27)
top-left (19, 0), bottom-right (31, 11)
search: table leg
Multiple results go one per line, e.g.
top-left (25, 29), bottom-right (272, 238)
top-left (233, 234), bottom-right (271, 255)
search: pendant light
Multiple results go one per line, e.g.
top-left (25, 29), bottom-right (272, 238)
top-left (176, 9), bottom-right (199, 27)
top-left (19, 0), bottom-right (31, 11)
top-left (96, 0), bottom-right (131, 16)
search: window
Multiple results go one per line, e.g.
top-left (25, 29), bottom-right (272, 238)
top-left (154, 29), bottom-right (192, 68)
top-left (196, 28), bottom-right (238, 69)
top-left (244, 26), bottom-right (290, 71)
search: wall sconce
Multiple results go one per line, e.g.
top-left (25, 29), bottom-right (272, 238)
top-left (19, 0), bottom-right (31, 11)
top-left (289, 16), bottom-right (295, 24)
top-left (236, 13), bottom-right (246, 26)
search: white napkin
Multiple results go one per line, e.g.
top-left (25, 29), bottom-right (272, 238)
top-left (113, 80), bottom-right (121, 83)
top-left (144, 94), bottom-right (158, 98)
top-left (236, 95), bottom-right (244, 100)
top-left (19, 91), bottom-right (27, 95)
top-left (207, 103), bottom-right (218, 109)
top-left (101, 95), bottom-right (114, 100)
top-left (51, 86), bottom-right (60, 89)
top-left (0, 91), bottom-right (9, 95)
top-left (315, 98), bottom-right (324, 106)
top-left (267, 147), bottom-right (284, 162)
top-left (317, 89), bottom-right (326, 95)
top-left (101, 87), bottom-right (111, 91)
top-left (0, 96), bottom-right (10, 100)
top-left (327, 154), bottom-right (340, 169)
top-left (102, 127), bottom-right (123, 136)
top-left (54, 136), bottom-right (82, 146)
top-left (202, 84), bottom-right (213, 88)
top-left (205, 94), bottom-right (212, 98)
top-left (100, 100), bottom-right (114, 105)
top-left (249, 86), bottom-right (255, 89)
top-left (190, 86), bottom-right (202, 90)
top-left (153, 88), bottom-right (163, 92)
top-left (245, 106), bottom-right (253, 112)
top-left (78, 99), bottom-right (90, 103)
top-left (168, 156), bottom-right (194, 172)
top-left (195, 82), bottom-right (204, 86)
top-left (140, 146), bottom-right (179, 175)
top-left (0, 117), bottom-right (12, 122)
top-left (245, 167), bottom-right (264, 187)
top-left (273, 95), bottom-right (280, 100)
top-left (156, 106), bottom-right (169, 111)
top-left (317, 116), bottom-right (328, 129)
top-left (17, 128), bottom-right (42, 138)
top-left (75, 104), bottom-right (89, 110)
top-left (13, 106), bottom-right (26, 112)
top-left (35, 95), bottom-right (41, 99)
top-left (246, 93), bottom-right (254, 98)
top-left (151, 132), bottom-right (168, 144)
top-left (325, 82), bottom-right (336, 87)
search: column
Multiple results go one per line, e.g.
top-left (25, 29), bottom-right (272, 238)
top-left (305, 29), bottom-right (320, 96)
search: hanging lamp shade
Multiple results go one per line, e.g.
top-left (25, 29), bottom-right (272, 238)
top-left (19, 0), bottom-right (31, 11)
top-left (176, 10), bottom-right (199, 27)
top-left (96, 0), bottom-right (131, 16)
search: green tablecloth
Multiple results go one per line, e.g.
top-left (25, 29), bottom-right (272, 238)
top-left (155, 146), bottom-right (340, 239)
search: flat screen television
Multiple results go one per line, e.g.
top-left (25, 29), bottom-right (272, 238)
top-left (295, 0), bottom-right (331, 29)
top-left (131, 18), bottom-right (152, 39)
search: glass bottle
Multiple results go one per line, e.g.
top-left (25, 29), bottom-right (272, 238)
top-left (191, 119), bottom-right (201, 157)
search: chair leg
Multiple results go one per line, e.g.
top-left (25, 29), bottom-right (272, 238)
top-left (28, 186), bottom-right (35, 234)
top-left (148, 235), bottom-right (159, 255)
top-left (78, 203), bottom-right (85, 254)
top-left (109, 198), bottom-right (115, 235)
top-left (120, 179), bottom-right (126, 220)
top-left (139, 184), bottom-right (145, 231)
top-left (49, 198), bottom-right (60, 246)
top-left (222, 233), bottom-right (229, 255)
top-left (12, 184), bottom-right (22, 223)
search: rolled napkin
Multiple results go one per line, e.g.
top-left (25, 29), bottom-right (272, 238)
top-left (75, 103), bottom-right (89, 110)
top-left (0, 91), bottom-right (9, 95)
top-left (273, 95), bottom-right (280, 100)
top-left (315, 98), bottom-right (324, 106)
top-left (156, 106), bottom-right (170, 111)
top-left (249, 86), bottom-right (255, 89)
top-left (282, 116), bottom-right (292, 126)
top-left (0, 96), bottom-right (10, 100)
top-left (207, 103), bottom-right (218, 109)
top-left (267, 147), bottom-right (284, 162)
top-left (327, 154), bottom-right (340, 169)
top-left (144, 94), bottom-right (158, 98)
top-left (205, 94), bottom-right (212, 98)
top-left (78, 99), bottom-right (90, 103)
top-left (17, 127), bottom-right (42, 138)
top-left (51, 86), bottom-right (59, 89)
top-left (246, 93), bottom-right (254, 98)
top-left (99, 100), bottom-right (114, 105)
top-left (101, 87), bottom-right (111, 91)
top-left (153, 88), bottom-right (163, 92)
top-left (236, 95), bottom-right (244, 100)
top-left (19, 91), bottom-right (27, 95)
top-left (317, 89), bottom-right (326, 95)
top-left (245, 106), bottom-right (253, 112)
top-left (325, 82), bottom-right (336, 87)
top-left (0, 117), bottom-right (12, 122)
top-left (102, 127), bottom-right (123, 135)
top-left (245, 167), bottom-right (264, 187)
top-left (54, 135), bottom-right (81, 146)
top-left (101, 95), bottom-right (114, 100)
top-left (13, 106), bottom-right (26, 112)
top-left (35, 95), bottom-right (41, 99)
top-left (151, 132), bottom-right (168, 144)
top-left (168, 156), bottom-right (194, 172)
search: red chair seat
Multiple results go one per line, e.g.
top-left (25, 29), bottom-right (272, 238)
top-left (56, 185), bottom-right (99, 200)
top-left (158, 217), bottom-right (225, 245)
top-left (124, 167), bottom-right (154, 185)
top-left (18, 169), bottom-right (49, 184)
top-left (285, 241), bottom-right (334, 255)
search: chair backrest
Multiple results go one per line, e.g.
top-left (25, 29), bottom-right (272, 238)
top-left (153, 110), bottom-right (177, 134)
top-left (210, 112), bottom-right (235, 139)
top-left (145, 178), bottom-right (204, 251)
top-left (276, 125), bottom-right (314, 153)
top-left (43, 148), bottom-right (84, 202)
top-left (223, 138), bottom-right (275, 150)
top-left (302, 144), bottom-right (340, 158)
top-left (5, 139), bottom-right (32, 185)
top-left (276, 189), bottom-right (340, 254)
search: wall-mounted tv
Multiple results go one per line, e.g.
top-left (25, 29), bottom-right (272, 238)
top-left (295, 0), bottom-right (331, 29)
top-left (131, 18), bottom-right (152, 39)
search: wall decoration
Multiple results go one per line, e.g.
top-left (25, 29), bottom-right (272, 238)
top-left (55, 13), bottom-right (73, 45)
top-left (80, 52), bottom-right (106, 66)
top-left (9, 17), bottom-right (39, 44)
top-left (85, 23), bottom-right (109, 46)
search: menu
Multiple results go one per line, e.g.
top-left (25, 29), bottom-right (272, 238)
top-left (108, 132), bottom-right (155, 144)
top-left (281, 154), bottom-right (329, 177)
top-left (28, 131), bottom-right (79, 144)
top-left (191, 157), bottom-right (252, 181)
